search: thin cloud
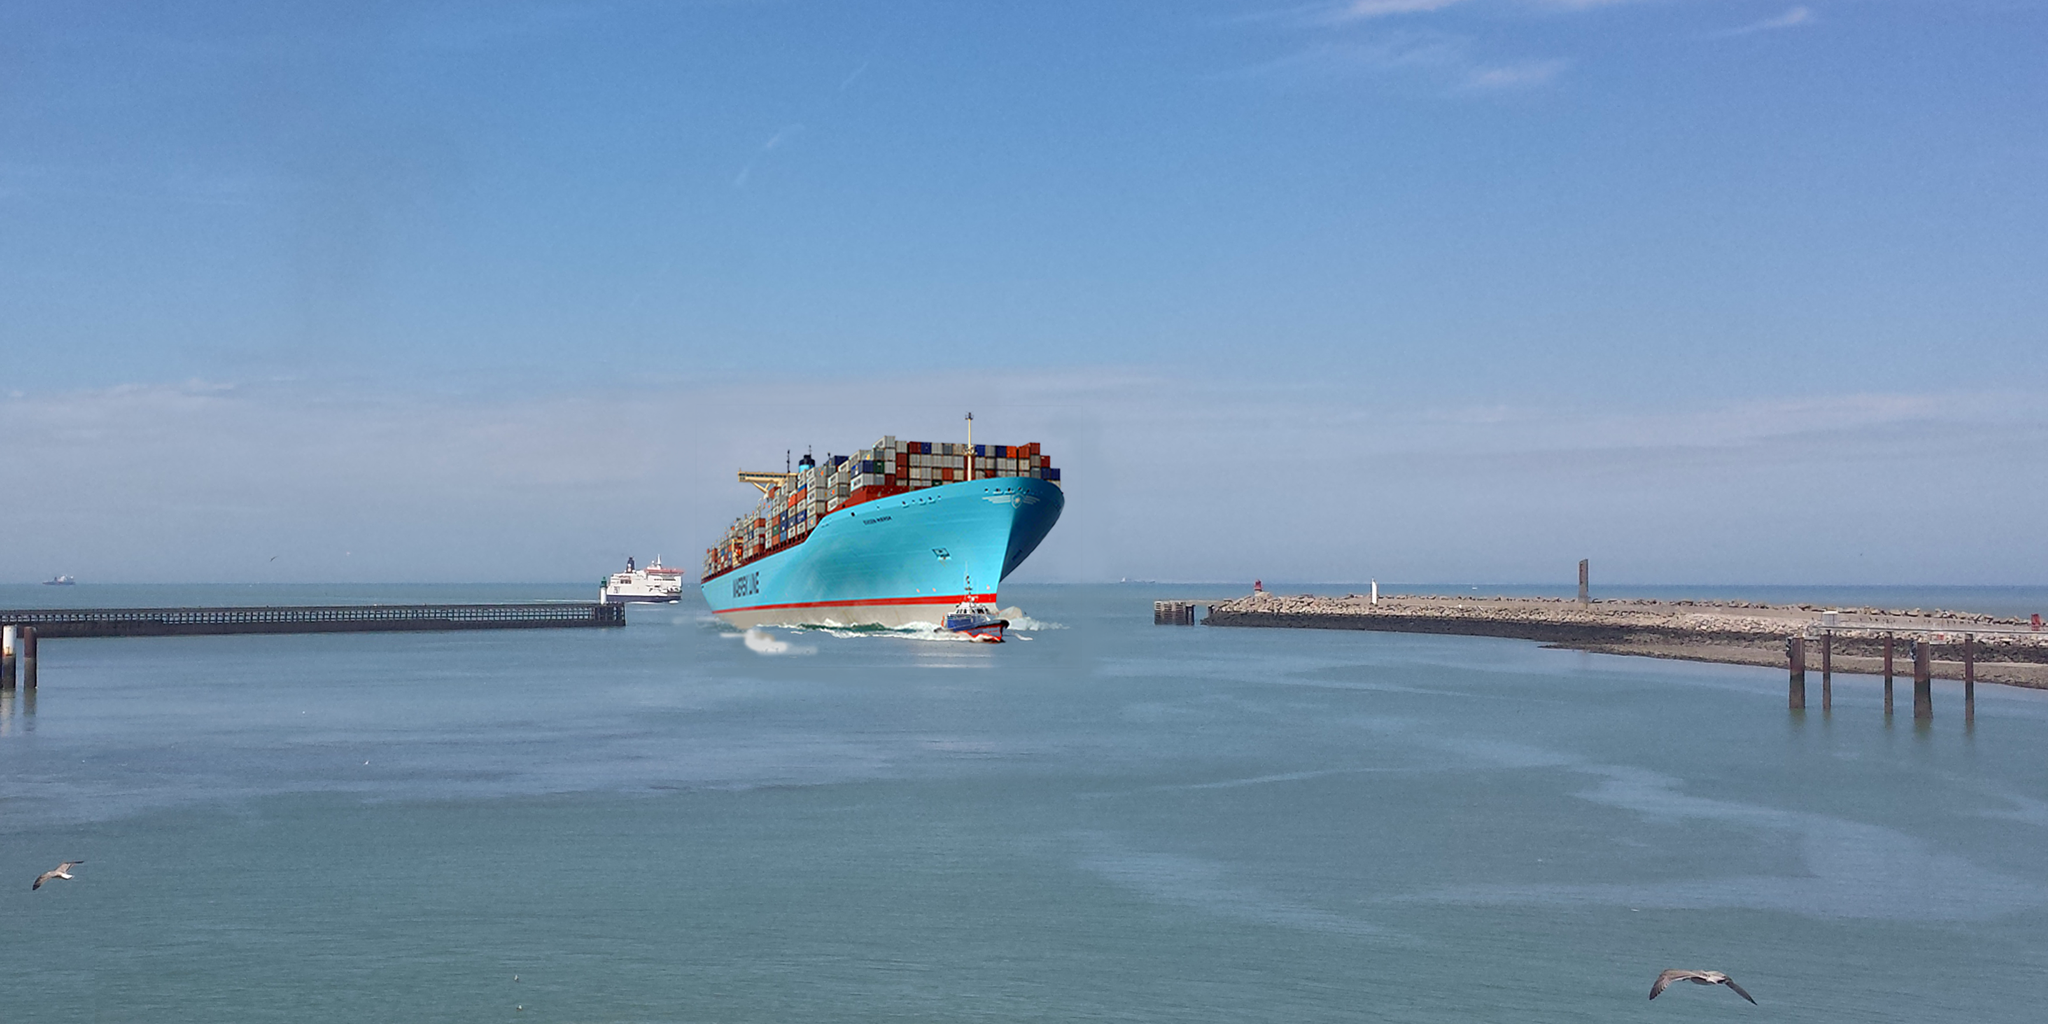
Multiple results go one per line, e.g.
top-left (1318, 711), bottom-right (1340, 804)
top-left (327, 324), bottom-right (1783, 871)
top-left (733, 123), bottom-right (806, 189)
top-left (1235, 33), bottom-right (1566, 94)
top-left (1709, 5), bottom-right (1815, 38)
top-left (1324, 0), bottom-right (1470, 21)
top-left (1240, 2), bottom-right (1577, 94)
top-left (1463, 58), bottom-right (1569, 90)
top-left (1236, 34), bottom-right (1462, 82)
top-left (399, 1), bottom-right (625, 53)
top-left (1534, 0), bottom-right (1645, 9)
top-left (1311, 0), bottom-right (1649, 21)
top-left (839, 59), bottom-right (871, 92)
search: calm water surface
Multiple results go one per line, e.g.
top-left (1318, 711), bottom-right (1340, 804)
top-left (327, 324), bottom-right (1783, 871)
top-left (3, 584), bottom-right (2045, 1023)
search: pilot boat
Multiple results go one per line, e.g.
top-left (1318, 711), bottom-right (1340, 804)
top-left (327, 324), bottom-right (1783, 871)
top-left (942, 579), bottom-right (1008, 642)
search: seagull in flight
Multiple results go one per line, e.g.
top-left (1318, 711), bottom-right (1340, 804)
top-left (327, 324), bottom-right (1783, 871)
top-left (1650, 969), bottom-right (1756, 1004)
top-left (32, 861), bottom-right (85, 890)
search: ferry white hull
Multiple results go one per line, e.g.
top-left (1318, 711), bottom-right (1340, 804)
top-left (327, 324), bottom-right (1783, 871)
top-left (601, 559), bottom-right (685, 604)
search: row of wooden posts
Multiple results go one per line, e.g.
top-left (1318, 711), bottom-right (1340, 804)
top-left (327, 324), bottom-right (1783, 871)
top-left (0, 624), bottom-right (38, 690)
top-left (1788, 632), bottom-right (1974, 720)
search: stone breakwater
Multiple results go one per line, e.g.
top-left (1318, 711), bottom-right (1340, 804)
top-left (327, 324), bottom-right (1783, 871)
top-left (1202, 594), bottom-right (2048, 688)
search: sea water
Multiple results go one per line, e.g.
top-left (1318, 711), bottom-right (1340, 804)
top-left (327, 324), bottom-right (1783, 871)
top-left (2, 584), bottom-right (2045, 1023)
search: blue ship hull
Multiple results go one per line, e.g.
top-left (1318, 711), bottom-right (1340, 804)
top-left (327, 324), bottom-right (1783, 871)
top-left (701, 477), bottom-right (1064, 628)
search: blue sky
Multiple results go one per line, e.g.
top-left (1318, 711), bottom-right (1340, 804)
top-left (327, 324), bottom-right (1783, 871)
top-left (2, 0), bottom-right (2044, 585)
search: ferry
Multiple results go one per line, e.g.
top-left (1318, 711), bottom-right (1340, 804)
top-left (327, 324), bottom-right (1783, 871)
top-left (600, 557), bottom-right (685, 604)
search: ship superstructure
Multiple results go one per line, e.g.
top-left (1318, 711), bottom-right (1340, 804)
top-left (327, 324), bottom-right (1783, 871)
top-left (701, 433), bottom-right (1062, 629)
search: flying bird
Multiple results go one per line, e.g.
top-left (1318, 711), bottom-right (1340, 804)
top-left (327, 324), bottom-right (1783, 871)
top-left (1650, 969), bottom-right (1756, 1004)
top-left (32, 861), bottom-right (85, 890)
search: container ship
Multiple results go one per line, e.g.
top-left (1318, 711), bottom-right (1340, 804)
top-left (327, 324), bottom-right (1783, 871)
top-left (701, 432), bottom-right (1063, 629)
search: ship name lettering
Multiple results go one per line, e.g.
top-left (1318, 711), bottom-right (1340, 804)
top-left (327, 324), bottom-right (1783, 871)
top-left (861, 515), bottom-right (893, 525)
top-left (733, 572), bottom-right (760, 599)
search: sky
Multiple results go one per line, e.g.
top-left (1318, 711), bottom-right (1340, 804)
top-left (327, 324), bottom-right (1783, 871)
top-left (2, 0), bottom-right (2044, 586)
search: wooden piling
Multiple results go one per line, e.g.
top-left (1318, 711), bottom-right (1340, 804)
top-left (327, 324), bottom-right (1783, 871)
top-left (1913, 639), bottom-right (1933, 720)
top-left (1, 624), bottom-right (13, 691)
top-left (1820, 630), bottom-right (1832, 711)
top-left (1963, 633), bottom-right (1974, 721)
top-left (1577, 560), bottom-right (1589, 606)
top-left (1882, 633), bottom-right (1894, 716)
top-left (1787, 635), bottom-right (1806, 710)
top-left (19, 626), bottom-right (33, 689)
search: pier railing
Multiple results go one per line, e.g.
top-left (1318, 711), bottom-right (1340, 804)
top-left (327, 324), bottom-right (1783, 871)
top-left (0, 602), bottom-right (626, 639)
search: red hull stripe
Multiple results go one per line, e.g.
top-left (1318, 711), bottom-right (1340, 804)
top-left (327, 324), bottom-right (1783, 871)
top-left (720, 593), bottom-right (997, 615)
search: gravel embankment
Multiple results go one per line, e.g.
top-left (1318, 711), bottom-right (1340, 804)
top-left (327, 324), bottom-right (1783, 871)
top-left (1202, 594), bottom-right (2048, 688)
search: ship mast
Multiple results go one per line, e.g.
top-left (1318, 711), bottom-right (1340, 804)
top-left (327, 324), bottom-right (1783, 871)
top-left (965, 411), bottom-right (974, 480)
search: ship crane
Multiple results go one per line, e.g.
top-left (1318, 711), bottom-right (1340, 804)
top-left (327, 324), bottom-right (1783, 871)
top-left (737, 470), bottom-right (793, 494)
top-left (739, 450), bottom-right (817, 494)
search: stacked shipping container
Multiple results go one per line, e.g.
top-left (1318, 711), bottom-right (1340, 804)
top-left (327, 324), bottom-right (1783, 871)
top-left (702, 437), bottom-right (1060, 581)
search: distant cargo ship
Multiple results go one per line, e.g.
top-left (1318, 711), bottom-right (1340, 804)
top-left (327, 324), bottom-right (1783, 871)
top-left (701, 428), bottom-right (1062, 629)
top-left (43, 575), bottom-right (76, 586)
top-left (601, 557), bottom-right (684, 604)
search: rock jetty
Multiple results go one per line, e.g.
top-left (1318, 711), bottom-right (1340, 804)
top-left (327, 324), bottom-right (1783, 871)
top-left (1202, 593), bottom-right (2048, 688)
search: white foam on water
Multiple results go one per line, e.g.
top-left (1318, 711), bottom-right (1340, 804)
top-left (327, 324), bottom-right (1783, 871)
top-left (1003, 608), bottom-right (1065, 631)
top-left (767, 618), bottom-right (1003, 643)
top-left (721, 608), bottom-right (1056, 643)
top-left (742, 627), bottom-right (815, 656)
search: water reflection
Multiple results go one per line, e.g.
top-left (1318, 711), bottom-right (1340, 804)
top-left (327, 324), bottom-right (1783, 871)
top-left (0, 686), bottom-right (27, 735)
